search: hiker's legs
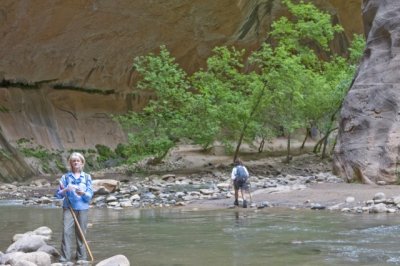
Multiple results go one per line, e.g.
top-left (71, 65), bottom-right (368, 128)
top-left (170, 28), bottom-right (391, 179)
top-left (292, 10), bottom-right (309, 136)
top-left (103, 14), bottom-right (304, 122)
top-left (240, 188), bottom-right (246, 201)
top-left (240, 187), bottom-right (247, 208)
top-left (234, 188), bottom-right (239, 201)
top-left (60, 209), bottom-right (74, 262)
top-left (75, 210), bottom-right (89, 261)
top-left (234, 188), bottom-right (239, 205)
top-left (233, 180), bottom-right (240, 205)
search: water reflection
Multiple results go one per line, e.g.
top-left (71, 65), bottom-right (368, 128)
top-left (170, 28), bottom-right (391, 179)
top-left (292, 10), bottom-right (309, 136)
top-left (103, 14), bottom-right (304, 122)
top-left (2, 205), bottom-right (400, 265)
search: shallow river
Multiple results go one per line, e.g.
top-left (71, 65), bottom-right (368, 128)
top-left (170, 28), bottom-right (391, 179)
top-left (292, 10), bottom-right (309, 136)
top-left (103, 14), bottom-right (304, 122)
top-left (2, 202), bottom-right (400, 266)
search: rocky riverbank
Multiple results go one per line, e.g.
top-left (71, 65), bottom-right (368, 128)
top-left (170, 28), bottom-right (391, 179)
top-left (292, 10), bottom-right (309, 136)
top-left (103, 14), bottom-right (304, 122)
top-left (0, 225), bottom-right (129, 265)
top-left (1, 153), bottom-right (400, 214)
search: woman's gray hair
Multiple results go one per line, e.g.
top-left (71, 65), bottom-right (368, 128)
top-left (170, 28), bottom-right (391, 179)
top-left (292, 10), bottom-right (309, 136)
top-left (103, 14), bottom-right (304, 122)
top-left (68, 152), bottom-right (85, 169)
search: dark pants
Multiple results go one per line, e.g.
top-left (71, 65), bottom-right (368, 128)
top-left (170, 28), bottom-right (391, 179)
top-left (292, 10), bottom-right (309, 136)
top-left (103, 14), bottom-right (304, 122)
top-left (60, 209), bottom-right (88, 262)
top-left (233, 179), bottom-right (248, 201)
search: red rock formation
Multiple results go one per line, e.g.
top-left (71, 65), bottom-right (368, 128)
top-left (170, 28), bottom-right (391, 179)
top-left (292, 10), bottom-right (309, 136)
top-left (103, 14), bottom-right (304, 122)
top-left (0, 0), bottom-right (362, 180)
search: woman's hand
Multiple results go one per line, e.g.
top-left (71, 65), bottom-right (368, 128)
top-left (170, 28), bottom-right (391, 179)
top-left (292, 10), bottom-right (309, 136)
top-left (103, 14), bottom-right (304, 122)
top-left (76, 189), bottom-right (85, 196)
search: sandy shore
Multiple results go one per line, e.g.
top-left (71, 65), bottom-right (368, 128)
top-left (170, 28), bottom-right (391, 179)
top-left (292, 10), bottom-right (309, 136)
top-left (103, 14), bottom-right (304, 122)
top-left (183, 182), bottom-right (400, 211)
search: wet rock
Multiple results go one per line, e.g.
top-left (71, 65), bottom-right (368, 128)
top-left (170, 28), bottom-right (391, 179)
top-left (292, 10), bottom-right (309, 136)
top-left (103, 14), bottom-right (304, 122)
top-left (30, 179), bottom-right (51, 187)
top-left (393, 196), bottom-right (400, 205)
top-left (257, 201), bottom-right (270, 209)
top-left (120, 201), bottom-right (133, 208)
top-left (105, 195), bottom-right (118, 203)
top-left (37, 244), bottom-right (60, 258)
top-left (6, 235), bottom-right (46, 253)
top-left (328, 203), bottom-right (343, 211)
top-left (161, 174), bottom-right (176, 181)
top-left (345, 196), bottom-right (355, 203)
top-left (96, 254), bottom-right (130, 266)
top-left (310, 203), bottom-right (326, 210)
top-left (8, 251), bottom-right (51, 266)
top-left (369, 203), bottom-right (387, 213)
top-left (199, 189), bottom-right (216, 195)
top-left (377, 181), bottom-right (386, 186)
top-left (373, 192), bottom-right (386, 203)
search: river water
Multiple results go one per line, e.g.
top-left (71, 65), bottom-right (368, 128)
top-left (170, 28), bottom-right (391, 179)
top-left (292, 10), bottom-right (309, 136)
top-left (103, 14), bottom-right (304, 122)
top-left (2, 203), bottom-right (400, 266)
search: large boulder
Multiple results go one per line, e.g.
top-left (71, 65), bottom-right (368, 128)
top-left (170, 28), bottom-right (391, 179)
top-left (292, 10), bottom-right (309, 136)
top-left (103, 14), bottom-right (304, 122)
top-left (6, 235), bottom-right (46, 253)
top-left (4, 251), bottom-right (51, 266)
top-left (92, 179), bottom-right (120, 195)
top-left (12, 226), bottom-right (52, 242)
top-left (334, 0), bottom-right (400, 184)
top-left (96, 254), bottom-right (130, 266)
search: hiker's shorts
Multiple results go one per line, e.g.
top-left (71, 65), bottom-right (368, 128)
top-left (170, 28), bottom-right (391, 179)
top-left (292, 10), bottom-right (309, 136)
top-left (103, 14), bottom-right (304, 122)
top-left (234, 179), bottom-right (249, 190)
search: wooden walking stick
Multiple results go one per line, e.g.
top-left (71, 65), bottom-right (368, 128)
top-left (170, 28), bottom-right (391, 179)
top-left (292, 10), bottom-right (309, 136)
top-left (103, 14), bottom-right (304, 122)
top-left (248, 187), bottom-right (253, 203)
top-left (66, 196), bottom-right (94, 262)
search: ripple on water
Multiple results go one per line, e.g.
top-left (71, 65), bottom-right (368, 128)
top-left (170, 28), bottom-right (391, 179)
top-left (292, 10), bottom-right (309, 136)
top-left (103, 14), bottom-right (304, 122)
top-left (0, 199), bottom-right (23, 206)
top-left (341, 224), bottom-right (400, 235)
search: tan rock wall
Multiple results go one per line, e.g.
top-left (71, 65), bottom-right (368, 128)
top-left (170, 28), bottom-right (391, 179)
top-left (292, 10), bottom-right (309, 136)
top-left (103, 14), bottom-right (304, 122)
top-left (0, 0), bottom-right (363, 180)
top-left (0, 87), bottom-right (128, 150)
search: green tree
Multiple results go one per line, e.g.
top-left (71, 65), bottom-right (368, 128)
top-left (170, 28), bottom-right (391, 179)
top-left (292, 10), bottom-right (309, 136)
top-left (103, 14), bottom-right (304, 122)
top-left (115, 0), bottom-right (364, 165)
top-left (191, 46), bottom-right (270, 161)
top-left (115, 46), bottom-right (193, 163)
top-left (310, 34), bottom-right (365, 158)
top-left (250, 0), bottom-right (343, 162)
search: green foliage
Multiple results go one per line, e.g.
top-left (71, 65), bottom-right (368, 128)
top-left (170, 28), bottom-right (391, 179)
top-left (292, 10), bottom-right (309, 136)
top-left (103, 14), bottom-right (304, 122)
top-left (307, 34), bottom-right (365, 140)
top-left (114, 1), bottom-right (365, 164)
top-left (348, 34), bottom-right (366, 65)
top-left (0, 105), bottom-right (9, 113)
top-left (191, 47), bottom-right (269, 150)
top-left (247, 0), bottom-right (349, 160)
top-left (20, 145), bottom-right (51, 160)
top-left (95, 144), bottom-right (114, 162)
top-left (17, 139), bottom-right (67, 173)
top-left (115, 45), bottom-right (194, 163)
top-left (16, 138), bottom-right (31, 145)
top-left (114, 143), bottom-right (128, 158)
top-left (0, 148), bottom-right (11, 160)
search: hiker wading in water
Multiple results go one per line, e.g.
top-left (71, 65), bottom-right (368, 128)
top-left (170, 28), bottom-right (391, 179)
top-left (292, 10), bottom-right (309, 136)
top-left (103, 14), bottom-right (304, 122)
top-left (231, 159), bottom-right (250, 208)
top-left (55, 152), bottom-right (93, 264)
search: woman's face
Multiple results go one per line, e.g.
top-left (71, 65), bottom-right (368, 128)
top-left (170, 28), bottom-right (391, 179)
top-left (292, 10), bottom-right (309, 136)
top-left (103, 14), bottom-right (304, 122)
top-left (70, 157), bottom-right (83, 171)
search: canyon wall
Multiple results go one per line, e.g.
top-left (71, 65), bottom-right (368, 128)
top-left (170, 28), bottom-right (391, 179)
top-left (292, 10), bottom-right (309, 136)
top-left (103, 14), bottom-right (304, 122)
top-left (334, 0), bottom-right (400, 184)
top-left (0, 0), bottom-right (362, 180)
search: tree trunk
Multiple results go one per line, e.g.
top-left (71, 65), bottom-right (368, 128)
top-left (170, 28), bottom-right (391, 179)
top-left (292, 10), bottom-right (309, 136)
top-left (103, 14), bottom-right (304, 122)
top-left (300, 128), bottom-right (310, 150)
top-left (233, 84), bottom-right (268, 162)
top-left (330, 134), bottom-right (338, 155)
top-left (258, 137), bottom-right (265, 153)
top-left (233, 129), bottom-right (245, 163)
top-left (286, 132), bottom-right (291, 162)
top-left (313, 127), bottom-right (337, 157)
top-left (313, 138), bottom-right (323, 153)
top-left (321, 134), bottom-right (329, 159)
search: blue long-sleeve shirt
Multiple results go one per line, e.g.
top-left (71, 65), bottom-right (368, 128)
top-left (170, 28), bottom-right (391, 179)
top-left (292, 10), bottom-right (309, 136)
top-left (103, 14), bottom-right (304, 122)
top-left (55, 171), bottom-right (93, 211)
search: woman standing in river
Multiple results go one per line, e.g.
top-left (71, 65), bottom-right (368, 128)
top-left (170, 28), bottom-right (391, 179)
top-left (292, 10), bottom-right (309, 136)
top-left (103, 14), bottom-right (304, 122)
top-left (55, 152), bottom-right (93, 263)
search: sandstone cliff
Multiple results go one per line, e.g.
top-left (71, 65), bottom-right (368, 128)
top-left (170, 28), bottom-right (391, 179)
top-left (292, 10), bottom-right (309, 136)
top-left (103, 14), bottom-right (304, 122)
top-left (334, 0), bottom-right (400, 184)
top-left (0, 0), bottom-right (362, 181)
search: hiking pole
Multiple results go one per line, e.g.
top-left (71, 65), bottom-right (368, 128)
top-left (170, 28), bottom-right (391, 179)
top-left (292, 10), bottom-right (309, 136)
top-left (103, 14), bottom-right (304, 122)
top-left (65, 193), bottom-right (94, 262)
top-left (245, 182), bottom-right (252, 204)
top-left (248, 188), bottom-right (253, 204)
